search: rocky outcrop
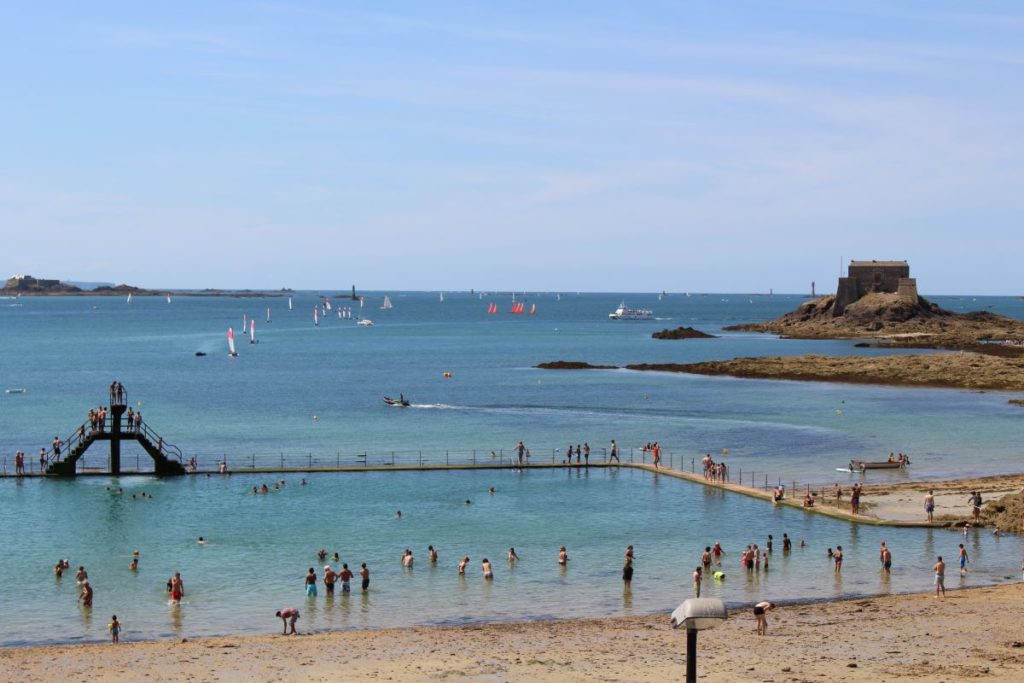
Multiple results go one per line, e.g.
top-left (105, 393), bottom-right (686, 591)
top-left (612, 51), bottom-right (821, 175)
top-left (1010, 399), bottom-right (1024, 407)
top-left (3, 275), bottom-right (80, 294)
top-left (651, 326), bottom-right (716, 340)
top-left (536, 361), bottom-right (618, 370)
top-left (726, 292), bottom-right (1024, 347)
top-left (625, 353), bottom-right (1024, 391)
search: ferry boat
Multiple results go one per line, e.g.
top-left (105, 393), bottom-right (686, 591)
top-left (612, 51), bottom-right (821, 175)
top-left (608, 302), bottom-right (654, 320)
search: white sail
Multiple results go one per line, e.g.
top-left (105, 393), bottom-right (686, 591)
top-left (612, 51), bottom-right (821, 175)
top-left (243, 314), bottom-right (247, 333)
top-left (266, 306), bottom-right (271, 323)
top-left (126, 293), bottom-right (132, 304)
top-left (166, 294), bottom-right (172, 304)
top-left (381, 295), bottom-right (393, 310)
top-left (288, 297), bottom-right (293, 310)
top-left (313, 305), bottom-right (319, 327)
top-left (227, 327), bottom-right (237, 356)
top-left (249, 319), bottom-right (255, 343)
top-left (324, 298), bottom-right (332, 311)
top-left (439, 292), bottom-right (444, 303)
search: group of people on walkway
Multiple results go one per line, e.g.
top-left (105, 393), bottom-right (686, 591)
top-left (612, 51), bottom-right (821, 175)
top-left (701, 453), bottom-right (728, 482)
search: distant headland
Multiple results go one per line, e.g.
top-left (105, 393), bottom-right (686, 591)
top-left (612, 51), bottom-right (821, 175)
top-left (2, 275), bottom-right (289, 298)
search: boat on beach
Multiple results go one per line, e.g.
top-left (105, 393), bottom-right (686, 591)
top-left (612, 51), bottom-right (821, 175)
top-left (608, 302), bottom-right (654, 320)
top-left (842, 457), bottom-right (910, 473)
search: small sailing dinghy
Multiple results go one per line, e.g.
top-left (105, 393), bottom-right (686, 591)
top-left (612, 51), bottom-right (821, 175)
top-left (126, 293), bottom-right (132, 304)
top-left (227, 328), bottom-right (238, 357)
top-left (249, 319), bottom-right (256, 344)
top-left (266, 306), bottom-right (271, 323)
top-left (381, 295), bottom-right (393, 310)
top-left (288, 297), bottom-right (293, 310)
top-left (313, 305), bottom-right (319, 327)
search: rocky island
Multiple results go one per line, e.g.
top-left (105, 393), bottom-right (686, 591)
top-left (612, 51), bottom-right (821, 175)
top-left (725, 261), bottom-right (1024, 349)
top-left (651, 326), bottom-right (716, 340)
top-left (2, 275), bottom-right (284, 298)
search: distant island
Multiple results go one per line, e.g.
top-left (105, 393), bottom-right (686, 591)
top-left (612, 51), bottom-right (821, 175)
top-left (725, 261), bottom-right (1024, 349)
top-left (2, 275), bottom-right (287, 298)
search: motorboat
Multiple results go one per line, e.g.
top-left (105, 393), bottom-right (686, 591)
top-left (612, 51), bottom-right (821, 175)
top-left (357, 319), bottom-right (374, 326)
top-left (608, 302), bottom-right (653, 320)
top-left (384, 396), bottom-right (410, 407)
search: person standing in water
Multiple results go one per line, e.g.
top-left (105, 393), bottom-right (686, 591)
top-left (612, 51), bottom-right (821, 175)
top-left (170, 572), bottom-right (184, 604)
top-left (79, 581), bottom-right (93, 607)
top-left (622, 557), bottom-right (633, 589)
top-left (481, 558), bottom-right (493, 579)
top-left (360, 563), bottom-right (370, 591)
top-left (558, 546), bottom-right (569, 565)
top-left (109, 615), bottom-right (121, 643)
top-left (692, 567), bottom-right (702, 597)
top-left (934, 556), bottom-right (946, 597)
top-left (304, 568), bottom-right (318, 596)
top-left (458, 556), bottom-right (470, 574)
top-left (507, 547), bottom-right (519, 563)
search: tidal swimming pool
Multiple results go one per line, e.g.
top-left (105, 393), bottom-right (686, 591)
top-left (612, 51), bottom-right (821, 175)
top-left (1, 467), bottom-right (1020, 645)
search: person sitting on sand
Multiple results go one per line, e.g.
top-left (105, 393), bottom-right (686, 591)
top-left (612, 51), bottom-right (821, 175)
top-left (753, 601), bottom-right (775, 635)
top-left (803, 493), bottom-right (814, 507)
top-left (276, 607), bottom-right (300, 635)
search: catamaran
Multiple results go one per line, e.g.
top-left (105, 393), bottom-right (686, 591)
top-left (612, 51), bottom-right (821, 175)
top-left (227, 328), bottom-right (238, 357)
top-left (381, 295), bottom-right (393, 310)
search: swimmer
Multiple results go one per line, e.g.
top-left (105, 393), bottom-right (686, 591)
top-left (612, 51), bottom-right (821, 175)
top-left (54, 561), bottom-right (64, 577)
top-left (197, 536), bottom-right (205, 544)
top-left (488, 487), bottom-right (495, 495)
top-left (331, 552), bottom-right (340, 562)
top-left (458, 556), bottom-right (470, 574)
top-left (402, 549), bottom-right (414, 567)
top-left (396, 510), bottom-right (402, 519)
top-left (507, 547), bottom-right (519, 562)
top-left (109, 615), bottom-right (120, 643)
top-left (317, 549), bottom-right (327, 561)
top-left (464, 499), bottom-right (472, 505)
top-left (79, 580), bottom-right (93, 607)
top-left (558, 546), bottom-right (568, 565)
top-left (76, 566), bottom-right (88, 583)
top-left (129, 558), bottom-right (139, 571)
top-left (428, 545), bottom-right (438, 563)
top-left (713, 570), bottom-right (726, 582)
top-left (482, 558), bottom-right (493, 579)
top-left (275, 607), bottom-right (300, 635)
top-left (300, 479), bottom-right (307, 485)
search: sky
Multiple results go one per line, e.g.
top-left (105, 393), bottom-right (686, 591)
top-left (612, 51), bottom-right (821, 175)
top-left (1, 1), bottom-right (1022, 294)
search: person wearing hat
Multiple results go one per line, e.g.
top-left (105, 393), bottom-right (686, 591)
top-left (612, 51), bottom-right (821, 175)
top-left (323, 564), bottom-right (337, 595)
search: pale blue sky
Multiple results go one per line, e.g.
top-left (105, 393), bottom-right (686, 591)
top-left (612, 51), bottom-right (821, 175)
top-left (2, 1), bottom-right (1022, 293)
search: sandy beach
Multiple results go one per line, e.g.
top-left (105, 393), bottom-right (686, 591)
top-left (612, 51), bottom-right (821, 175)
top-left (3, 583), bottom-right (1023, 682)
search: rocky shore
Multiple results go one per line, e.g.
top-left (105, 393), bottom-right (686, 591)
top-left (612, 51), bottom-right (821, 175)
top-left (651, 326), bottom-right (716, 340)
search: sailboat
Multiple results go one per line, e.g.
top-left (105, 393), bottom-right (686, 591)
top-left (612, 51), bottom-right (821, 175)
top-left (126, 293), bottom-right (132, 304)
top-left (166, 294), bottom-right (172, 304)
top-left (556, 293), bottom-right (561, 301)
top-left (249, 319), bottom-right (256, 344)
top-left (324, 298), bottom-right (332, 312)
top-left (227, 328), bottom-right (238, 357)
top-left (266, 306), bottom-right (271, 323)
top-left (313, 305), bottom-right (319, 327)
top-left (381, 295), bottom-right (393, 310)
top-left (243, 314), bottom-right (247, 334)
top-left (288, 297), bottom-right (293, 311)
top-left (439, 292), bottom-right (445, 303)
top-left (529, 303), bottom-right (536, 315)
top-left (487, 302), bottom-right (497, 314)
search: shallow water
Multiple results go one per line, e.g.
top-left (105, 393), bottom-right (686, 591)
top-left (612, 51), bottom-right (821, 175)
top-left (2, 291), bottom-right (1023, 645)
top-left (2, 468), bottom-right (1020, 646)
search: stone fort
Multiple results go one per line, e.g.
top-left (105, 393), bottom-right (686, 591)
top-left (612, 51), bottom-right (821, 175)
top-left (833, 260), bottom-right (918, 316)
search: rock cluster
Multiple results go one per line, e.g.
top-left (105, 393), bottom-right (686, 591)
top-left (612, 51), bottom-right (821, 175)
top-left (651, 326), bottom-right (716, 340)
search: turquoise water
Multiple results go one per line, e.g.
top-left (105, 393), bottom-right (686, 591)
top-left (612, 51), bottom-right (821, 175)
top-left (2, 467), bottom-right (1021, 646)
top-left (2, 292), bottom-right (1023, 645)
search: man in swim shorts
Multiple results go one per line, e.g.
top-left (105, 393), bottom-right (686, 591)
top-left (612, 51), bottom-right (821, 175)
top-left (323, 565), bottom-right (336, 595)
top-left (753, 601), bottom-right (774, 635)
top-left (360, 563), bottom-right (370, 591)
top-left (276, 607), bottom-right (300, 634)
top-left (934, 556), bottom-right (946, 597)
top-left (692, 567), bottom-right (702, 597)
top-left (958, 544), bottom-right (969, 574)
top-left (305, 568), bottom-right (318, 596)
top-left (170, 572), bottom-right (184, 605)
top-left (339, 563), bottom-right (353, 592)
top-left (924, 490), bottom-right (935, 522)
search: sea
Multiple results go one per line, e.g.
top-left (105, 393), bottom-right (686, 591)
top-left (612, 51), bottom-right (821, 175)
top-left (1, 291), bottom-right (1022, 645)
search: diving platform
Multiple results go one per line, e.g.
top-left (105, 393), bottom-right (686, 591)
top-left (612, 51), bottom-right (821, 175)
top-left (43, 388), bottom-right (186, 477)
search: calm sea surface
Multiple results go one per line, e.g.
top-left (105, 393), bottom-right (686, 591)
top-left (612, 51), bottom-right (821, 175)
top-left (1, 292), bottom-right (1022, 645)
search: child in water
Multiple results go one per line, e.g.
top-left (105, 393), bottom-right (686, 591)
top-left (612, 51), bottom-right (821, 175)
top-left (109, 615), bottom-right (121, 643)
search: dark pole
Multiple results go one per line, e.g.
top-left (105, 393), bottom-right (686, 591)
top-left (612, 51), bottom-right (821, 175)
top-left (110, 404), bottom-right (126, 475)
top-left (686, 628), bottom-right (697, 683)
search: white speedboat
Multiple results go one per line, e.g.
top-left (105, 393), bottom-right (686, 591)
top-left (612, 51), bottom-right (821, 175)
top-left (357, 319), bottom-right (375, 326)
top-left (608, 302), bottom-right (653, 320)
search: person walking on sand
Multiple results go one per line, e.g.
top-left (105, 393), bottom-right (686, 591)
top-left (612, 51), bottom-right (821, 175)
top-left (753, 601), bottom-right (775, 635)
top-left (934, 556), bottom-right (946, 597)
top-left (609, 440), bottom-right (619, 463)
top-left (276, 607), bottom-right (300, 634)
top-left (924, 490), bottom-right (935, 522)
top-left (109, 615), bottom-right (121, 643)
top-left (968, 491), bottom-right (982, 522)
top-left (958, 544), bottom-right (969, 575)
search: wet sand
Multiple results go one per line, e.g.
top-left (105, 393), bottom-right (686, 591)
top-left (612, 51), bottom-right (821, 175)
top-left (3, 584), bottom-right (1023, 682)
